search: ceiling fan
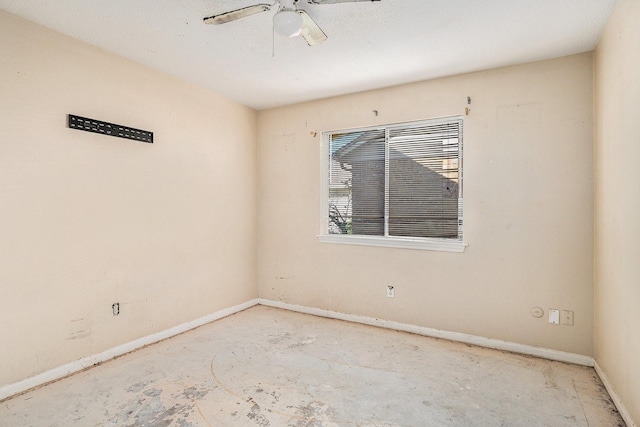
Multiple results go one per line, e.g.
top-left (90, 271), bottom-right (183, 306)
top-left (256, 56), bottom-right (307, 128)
top-left (204, 0), bottom-right (380, 46)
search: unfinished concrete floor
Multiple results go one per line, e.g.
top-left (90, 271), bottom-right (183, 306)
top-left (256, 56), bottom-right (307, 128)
top-left (0, 305), bottom-right (625, 426)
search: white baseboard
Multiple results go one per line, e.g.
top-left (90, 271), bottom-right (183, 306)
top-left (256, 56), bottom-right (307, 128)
top-left (258, 298), bottom-right (595, 367)
top-left (595, 361), bottom-right (638, 427)
top-left (0, 297), bottom-right (600, 405)
top-left (0, 298), bottom-right (259, 402)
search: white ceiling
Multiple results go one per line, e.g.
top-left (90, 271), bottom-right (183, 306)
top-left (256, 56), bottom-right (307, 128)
top-left (0, 0), bottom-right (617, 110)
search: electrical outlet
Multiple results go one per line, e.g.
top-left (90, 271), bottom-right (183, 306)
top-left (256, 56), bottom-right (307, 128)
top-left (387, 285), bottom-right (395, 298)
top-left (549, 309), bottom-right (560, 324)
top-left (112, 302), bottom-right (120, 316)
top-left (562, 310), bottom-right (574, 326)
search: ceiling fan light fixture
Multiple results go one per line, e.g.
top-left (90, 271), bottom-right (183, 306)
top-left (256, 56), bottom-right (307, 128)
top-left (273, 9), bottom-right (303, 37)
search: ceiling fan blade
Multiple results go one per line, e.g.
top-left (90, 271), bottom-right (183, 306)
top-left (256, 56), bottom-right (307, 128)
top-left (307, 0), bottom-right (380, 4)
top-left (298, 10), bottom-right (328, 46)
top-left (203, 4), bottom-right (272, 25)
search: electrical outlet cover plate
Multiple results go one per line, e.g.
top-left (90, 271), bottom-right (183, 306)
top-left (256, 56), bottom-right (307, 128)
top-left (387, 286), bottom-right (395, 298)
top-left (549, 309), bottom-right (560, 324)
top-left (562, 310), bottom-right (574, 326)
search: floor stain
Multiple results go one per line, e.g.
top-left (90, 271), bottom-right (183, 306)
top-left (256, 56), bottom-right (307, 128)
top-left (291, 401), bottom-right (337, 427)
top-left (246, 398), bottom-right (271, 426)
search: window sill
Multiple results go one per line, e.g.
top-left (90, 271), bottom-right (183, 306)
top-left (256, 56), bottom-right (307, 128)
top-left (317, 234), bottom-right (467, 253)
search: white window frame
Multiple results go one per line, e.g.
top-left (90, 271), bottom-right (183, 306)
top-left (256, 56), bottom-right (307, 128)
top-left (318, 116), bottom-right (467, 253)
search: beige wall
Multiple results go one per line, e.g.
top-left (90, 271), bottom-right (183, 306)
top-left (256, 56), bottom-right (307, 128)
top-left (0, 11), bottom-right (258, 385)
top-left (257, 53), bottom-right (594, 356)
top-left (594, 0), bottom-right (640, 423)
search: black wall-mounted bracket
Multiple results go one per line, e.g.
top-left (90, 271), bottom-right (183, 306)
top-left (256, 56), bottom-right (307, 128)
top-left (68, 114), bottom-right (153, 143)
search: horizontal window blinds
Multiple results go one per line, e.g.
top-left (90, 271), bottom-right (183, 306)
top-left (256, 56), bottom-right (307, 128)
top-left (328, 116), bottom-right (463, 240)
top-left (388, 119), bottom-right (462, 239)
top-left (329, 129), bottom-right (384, 235)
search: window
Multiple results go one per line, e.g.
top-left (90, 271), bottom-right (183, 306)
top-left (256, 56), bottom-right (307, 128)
top-left (319, 116), bottom-right (465, 252)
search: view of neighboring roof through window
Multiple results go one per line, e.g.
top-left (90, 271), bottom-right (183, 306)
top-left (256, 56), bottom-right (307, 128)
top-left (320, 116), bottom-right (465, 252)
